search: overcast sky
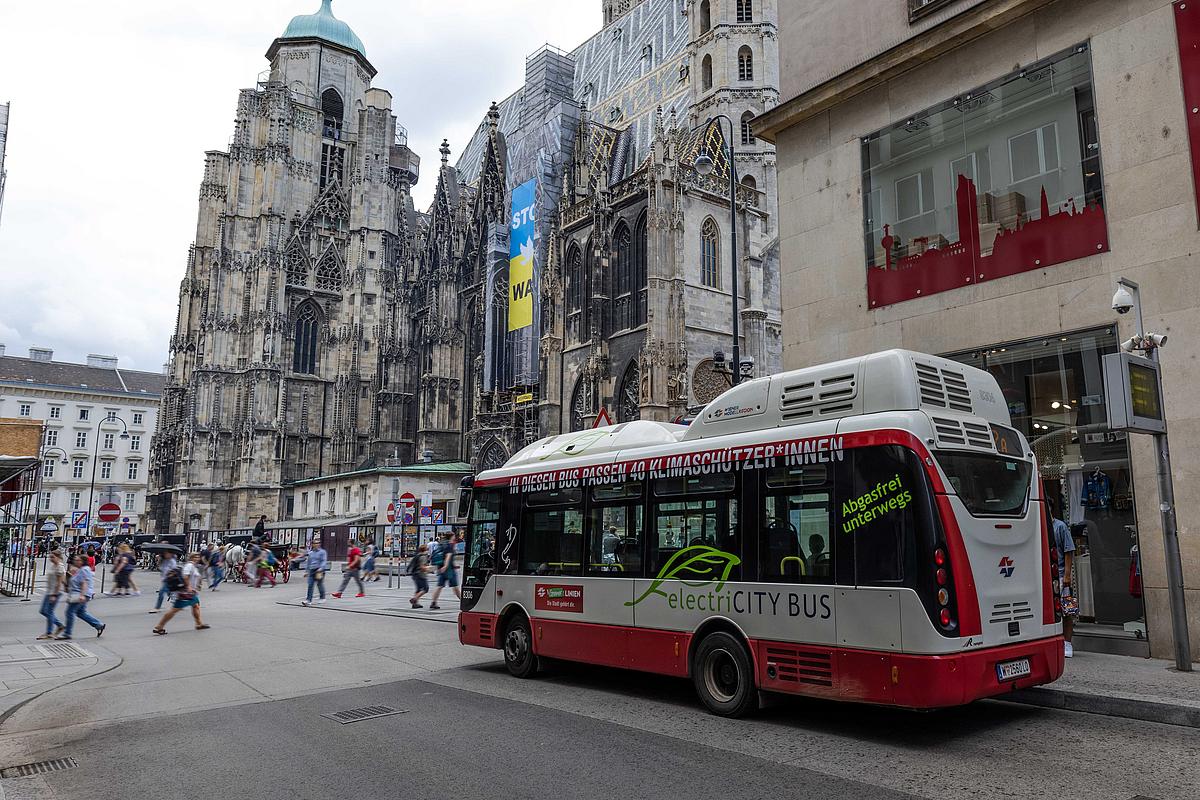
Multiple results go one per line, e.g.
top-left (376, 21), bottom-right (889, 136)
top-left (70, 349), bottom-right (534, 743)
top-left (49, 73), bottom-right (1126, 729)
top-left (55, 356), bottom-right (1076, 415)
top-left (0, 0), bottom-right (598, 373)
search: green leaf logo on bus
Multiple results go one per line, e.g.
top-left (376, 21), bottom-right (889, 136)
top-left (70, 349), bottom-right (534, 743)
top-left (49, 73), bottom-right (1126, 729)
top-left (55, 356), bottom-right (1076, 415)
top-left (626, 545), bottom-right (742, 607)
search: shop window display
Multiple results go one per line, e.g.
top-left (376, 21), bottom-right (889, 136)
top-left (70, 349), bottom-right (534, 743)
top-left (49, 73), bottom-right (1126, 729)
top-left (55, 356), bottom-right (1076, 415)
top-left (946, 328), bottom-right (1145, 643)
top-left (862, 44), bottom-right (1108, 307)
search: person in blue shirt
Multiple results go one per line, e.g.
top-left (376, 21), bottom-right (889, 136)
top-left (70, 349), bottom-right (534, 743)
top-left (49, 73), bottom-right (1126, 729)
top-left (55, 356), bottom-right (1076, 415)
top-left (301, 536), bottom-right (328, 606)
top-left (1049, 501), bottom-right (1077, 658)
top-left (60, 554), bottom-right (105, 640)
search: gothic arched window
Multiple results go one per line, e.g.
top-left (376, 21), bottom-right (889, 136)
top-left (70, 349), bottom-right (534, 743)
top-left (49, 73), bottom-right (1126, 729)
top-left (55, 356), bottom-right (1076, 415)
top-left (569, 377), bottom-right (597, 432)
top-left (701, 217), bottom-right (720, 289)
top-left (741, 111), bottom-right (756, 145)
top-left (321, 88), bottom-right (344, 140)
top-left (285, 243), bottom-right (308, 286)
top-left (582, 238), bottom-right (596, 341)
top-left (736, 0), bottom-right (753, 23)
top-left (741, 174), bottom-right (758, 192)
top-left (701, 55), bottom-right (713, 91)
top-left (315, 250), bottom-right (342, 292)
top-left (612, 222), bottom-right (632, 332)
top-left (633, 212), bottom-right (648, 326)
top-left (699, 0), bottom-right (712, 33)
top-left (479, 440), bottom-right (508, 472)
top-left (738, 46), bottom-right (754, 82)
top-left (617, 360), bottom-right (641, 423)
top-left (565, 243), bottom-right (583, 342)
top-left (293, 302), bottom-right (321, 374)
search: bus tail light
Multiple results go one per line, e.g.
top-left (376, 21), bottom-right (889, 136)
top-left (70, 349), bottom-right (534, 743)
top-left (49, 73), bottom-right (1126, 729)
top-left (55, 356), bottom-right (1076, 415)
top-left (933, 541), bottom-right (957, 632)
top-left (935, 568), bottom-right (948, 586)
top-left (1049, 546), bottom-right (1063, 621)
top-left (934, 548), bottom-right (946, 566)
top-left (939, 608), bottom-right (952, 627)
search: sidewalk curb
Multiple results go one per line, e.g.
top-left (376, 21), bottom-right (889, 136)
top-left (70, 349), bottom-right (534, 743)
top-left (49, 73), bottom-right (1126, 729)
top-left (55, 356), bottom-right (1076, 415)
top-left (0, 648), bottom-right (124, 731)
top-left (996, 686), bottom-right (1200, 729)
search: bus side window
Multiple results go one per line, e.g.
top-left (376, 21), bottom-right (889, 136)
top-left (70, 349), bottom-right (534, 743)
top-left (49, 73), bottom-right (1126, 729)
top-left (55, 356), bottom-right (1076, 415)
top-left (519, 488), bottom-right (584, 577)
top-left (465, 488), bottom-right (502, 579)
top-left (649, 473), bottom-right (739, 580)
top-left (587, 482), bottom-right (644, 578)
top-left (759, 464), bottom-right (833, 584)
top-left (842, 445), bottom-right (924, 585)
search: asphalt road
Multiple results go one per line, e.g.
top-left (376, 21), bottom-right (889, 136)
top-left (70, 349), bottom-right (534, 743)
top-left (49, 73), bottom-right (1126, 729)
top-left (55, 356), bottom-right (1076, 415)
top-left (0, 576), bottom-right (1195, 800)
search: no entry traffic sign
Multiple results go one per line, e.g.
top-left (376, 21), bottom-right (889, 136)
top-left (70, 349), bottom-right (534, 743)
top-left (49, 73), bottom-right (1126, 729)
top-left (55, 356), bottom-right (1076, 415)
top-left (98, 503), bottom-right (121, 523)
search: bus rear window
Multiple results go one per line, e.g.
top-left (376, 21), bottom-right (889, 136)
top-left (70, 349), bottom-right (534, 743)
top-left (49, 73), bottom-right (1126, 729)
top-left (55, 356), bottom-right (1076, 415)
top-left (935, 452), bottom-right (1032, 517)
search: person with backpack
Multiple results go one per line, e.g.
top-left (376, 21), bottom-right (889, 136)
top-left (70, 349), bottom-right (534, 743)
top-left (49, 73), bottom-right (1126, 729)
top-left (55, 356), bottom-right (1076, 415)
top-left (209, 542), bottom-right (225, 591)
top-left (149, 551), bottom-right (179, 613)
top-left (331, 539), bottom-right (365, 599)
top-left (428, 534), bottom-right (460, 610)
top-left (153, 552), bottom-right (210, 634)
top-left (254, 547), bottom-right (277, 588)
top-left (408, 544), bottom-right (431, 608)
top-left (60, 554), bottom-right (105, 640)
top-left (301, 536), bottom-right (328, 607)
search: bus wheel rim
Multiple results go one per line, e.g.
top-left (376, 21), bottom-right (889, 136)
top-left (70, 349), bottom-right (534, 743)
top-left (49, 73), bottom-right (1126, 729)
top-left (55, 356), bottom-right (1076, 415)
top-left (703, 648), bottom-right (740, 703)
top-left (505, 628), bottom-right (528, 662)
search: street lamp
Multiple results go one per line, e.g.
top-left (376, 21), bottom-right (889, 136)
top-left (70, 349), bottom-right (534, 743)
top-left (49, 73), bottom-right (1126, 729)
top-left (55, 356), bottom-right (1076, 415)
top-left (694, 114), bottom-right (746, 386)
top-left (85, 414), bottom-right (129, 545)
top-left (1110, 277), bottom-right (1191, 670)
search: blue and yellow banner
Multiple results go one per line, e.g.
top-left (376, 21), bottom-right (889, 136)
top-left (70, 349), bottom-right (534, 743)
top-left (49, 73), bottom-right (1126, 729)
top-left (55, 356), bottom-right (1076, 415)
top-left (508, 179), bottom-right (537, 332)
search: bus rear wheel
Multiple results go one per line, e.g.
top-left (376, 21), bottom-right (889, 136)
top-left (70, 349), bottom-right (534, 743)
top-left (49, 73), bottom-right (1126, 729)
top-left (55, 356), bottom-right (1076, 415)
top-left (502, 615), bottom-right (539, 679)
top-left (692, 632), bottom-right (756, 717)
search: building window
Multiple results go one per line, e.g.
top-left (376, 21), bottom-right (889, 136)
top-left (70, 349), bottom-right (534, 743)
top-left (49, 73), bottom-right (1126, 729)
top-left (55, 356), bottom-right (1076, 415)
top-left (132, 412), bottom-right (144, 426)
top-left (70, 491), bottom-right (81, 510)
top-left (72, 459), bottom-right (85, 479)
top-left (699, 0), bottom-right (712, 33)
top-left (103, 432), bottom-right (115, 450)
top-left (358, 484), bottom-right (368, 509)
top-left (343, 489), bottom-right (351, 513)
top-left (41, 491), bottom-right (51, 511)
top-left (701, 55), bottom-right (713, 91)
top-left (43, 461), bottom-right (55, 479)
top-left (737, 46), bottom-right (754, 81)
top-left (569, 378), bottom-right (598, 433)
top-left (633, 212), bottom-right (648, 326)
top-left (321, 88), bottom-right (344, 140)
top-left (100, 461), bottom-right (113, 480)
top-left (617, 360), bottom-right (641, 422)
top-left (860, 44), bottom-right (1105, 307)
top-left (293, 301), bottom-right (321, 374)
top-left (125, 491), bottom-right (136, 509)
top-left (45, 429), bottom-right (58, 447)
top-left (315, 250), bottom-right (343, 292)
top-left (328, 488), bottom-right (337, 514)
top-left (79, 408), bottom-right (89, 421)
top-left (127, 461), bottom-right (139, 481)
top-left (302, 492), bottom-right (309, 516)
top-left (18, 402), bottom-right (31, 417)
top-left (740, 111), bottom-right (756, 145)
top-left (612, 222), bottom-right (633, 332)
top-left (130, 434), bottom-right (141, 452)
top-left (565, 243), bottom-right (585, 343)
top-left (741, 174), bottom-right (758, 192)
top-left (49, 406), bottom-right (61, 419)
top-left (75, 431), bottom-right (88, 449)
top-left (736, 0), bottom-right (753, 23)
top-left (701, 217), bottom-right (721, 288)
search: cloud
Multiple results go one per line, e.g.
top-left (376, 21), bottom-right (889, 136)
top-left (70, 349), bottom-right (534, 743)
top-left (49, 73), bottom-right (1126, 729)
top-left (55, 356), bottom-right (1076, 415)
top-left (0, 0), bottom-right (598, 371)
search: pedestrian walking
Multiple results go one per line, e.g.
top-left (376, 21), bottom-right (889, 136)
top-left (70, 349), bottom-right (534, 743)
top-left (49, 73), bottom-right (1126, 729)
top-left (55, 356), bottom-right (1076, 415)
top-left (363, 542), bottom-right (379, 582)
top-left (60, 555), bottom-right (105, 640)
top-left (428, 534), bottom-right (461, 610)
top-left (209, 541), bottom-right (225, 590)
top-left (331, 539), bottom-right (365, 598)
top-left (152, 553), bottom-right (210, 635)
top-left (407, 544), bottom-right (431, 608)
top-left (301, 537), bottom-right (328, 606)
top-left (149, 551), bottom-right (178, 613)
top-left (37, 550), bottom-right (67, 639)
top-left (254, 548), bottom-right (277, 588)
top-left (1049, 501), bottom-right (1078, 658)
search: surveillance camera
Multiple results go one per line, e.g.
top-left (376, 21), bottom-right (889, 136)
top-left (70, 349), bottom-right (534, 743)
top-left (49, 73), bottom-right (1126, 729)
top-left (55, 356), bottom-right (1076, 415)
top-left (1112, 285), bottom-right (1134, 315)
top-left (739, 357), bottom-right (755, 377)
top-left (712, 349), bottom-right (726, 364)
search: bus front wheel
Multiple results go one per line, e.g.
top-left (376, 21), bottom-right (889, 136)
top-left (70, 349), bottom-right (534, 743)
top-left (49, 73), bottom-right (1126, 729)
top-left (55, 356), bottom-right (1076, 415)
top-left (692, 632), bottom-right (756, 717)
top-left (502, 615), bottom-right (539, 679)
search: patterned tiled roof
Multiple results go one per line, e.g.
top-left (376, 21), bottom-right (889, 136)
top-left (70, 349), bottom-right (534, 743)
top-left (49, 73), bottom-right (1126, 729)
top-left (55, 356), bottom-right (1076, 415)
top-left (0, 355), bottom-right (164, 398)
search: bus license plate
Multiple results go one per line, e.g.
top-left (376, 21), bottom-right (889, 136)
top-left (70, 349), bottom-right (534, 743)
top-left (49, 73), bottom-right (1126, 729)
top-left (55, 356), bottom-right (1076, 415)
top-left (996, 658), bottom-right (1031, 682)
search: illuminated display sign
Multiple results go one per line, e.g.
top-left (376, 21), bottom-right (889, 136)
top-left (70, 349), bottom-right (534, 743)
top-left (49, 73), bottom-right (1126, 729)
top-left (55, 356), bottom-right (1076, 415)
top-left (1103, 353), bottom-right (1167, 434)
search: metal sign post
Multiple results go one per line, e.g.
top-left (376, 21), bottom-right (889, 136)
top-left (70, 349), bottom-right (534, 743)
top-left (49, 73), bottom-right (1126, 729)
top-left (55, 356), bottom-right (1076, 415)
top-left (1106, 277), bottom-right (1191, 671)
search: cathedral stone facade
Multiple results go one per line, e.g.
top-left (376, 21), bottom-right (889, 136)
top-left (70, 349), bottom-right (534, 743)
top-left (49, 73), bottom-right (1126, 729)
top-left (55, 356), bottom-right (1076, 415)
top-left (149, 0), bottom-right (782, 532)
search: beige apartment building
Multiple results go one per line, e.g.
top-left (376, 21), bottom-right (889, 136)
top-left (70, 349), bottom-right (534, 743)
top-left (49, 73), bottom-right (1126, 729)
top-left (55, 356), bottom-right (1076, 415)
top-left (756, 0), bottom-right (1200, 660)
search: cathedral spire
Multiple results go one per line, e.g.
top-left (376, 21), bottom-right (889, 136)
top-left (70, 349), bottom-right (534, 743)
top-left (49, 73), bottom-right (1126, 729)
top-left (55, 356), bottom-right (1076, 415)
top-left (440, 139), bottom-right (451, 167)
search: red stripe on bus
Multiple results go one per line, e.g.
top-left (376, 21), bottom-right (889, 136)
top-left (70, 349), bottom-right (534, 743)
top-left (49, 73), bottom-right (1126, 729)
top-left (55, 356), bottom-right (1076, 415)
top-left (934, 493), bottom-right (982, 637)
top-left (1037, 483), bottom-right (1055, 626)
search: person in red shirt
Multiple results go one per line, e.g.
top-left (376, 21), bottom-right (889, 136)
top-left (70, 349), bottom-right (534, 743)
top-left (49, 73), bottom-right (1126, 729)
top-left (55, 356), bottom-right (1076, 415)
top-left (85, 548), bottom-right (97, 570)
top-left (331, 540), bottom-right (366, 598)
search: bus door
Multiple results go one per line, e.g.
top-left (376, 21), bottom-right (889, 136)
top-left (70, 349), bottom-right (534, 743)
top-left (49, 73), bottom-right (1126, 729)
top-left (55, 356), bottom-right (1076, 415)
top-left (461, 487), bottom-right (504, 614)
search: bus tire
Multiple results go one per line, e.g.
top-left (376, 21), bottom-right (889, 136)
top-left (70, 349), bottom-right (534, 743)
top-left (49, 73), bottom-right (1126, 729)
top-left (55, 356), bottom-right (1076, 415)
top-left (692, 631), bottom-right (756, 718)
top-left (502, 615), bottom-right (539, 679)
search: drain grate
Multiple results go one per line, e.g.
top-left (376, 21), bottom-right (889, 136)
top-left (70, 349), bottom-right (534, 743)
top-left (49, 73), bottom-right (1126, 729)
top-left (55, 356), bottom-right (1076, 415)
top-left (35, 642), bottom-right (91, 660)
top-left (1, 757), bottom-right (78, 779)
top-left (320, 705), bottom-right (406, 725)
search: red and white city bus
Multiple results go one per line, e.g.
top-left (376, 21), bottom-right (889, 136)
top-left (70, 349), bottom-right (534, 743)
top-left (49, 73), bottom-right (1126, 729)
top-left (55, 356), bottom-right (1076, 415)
top-left (457, 350), bottom-right (1064, 716)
